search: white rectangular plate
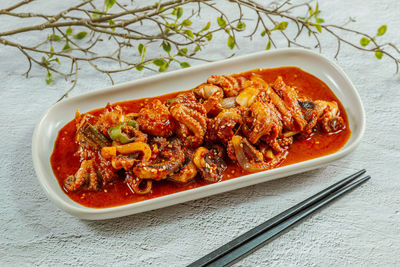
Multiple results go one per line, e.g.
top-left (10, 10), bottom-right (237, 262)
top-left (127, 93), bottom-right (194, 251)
top-left (32, 48), bottom-right (365, 220)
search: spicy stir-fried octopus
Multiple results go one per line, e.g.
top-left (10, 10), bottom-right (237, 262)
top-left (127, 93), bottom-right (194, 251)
top-left (65, 74), bottom-right (345, 194)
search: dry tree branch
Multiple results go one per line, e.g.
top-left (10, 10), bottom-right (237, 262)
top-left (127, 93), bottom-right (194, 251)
top-left (0, 0), bottom-right (398, 102)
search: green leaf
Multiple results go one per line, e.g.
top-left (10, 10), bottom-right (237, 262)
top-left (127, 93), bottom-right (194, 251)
top-left (153, 59), bottom-right (166, 67)
top-left (201, 22), bottom-right (211, 32)
top-left (62, 42), bottom-right (71, 50)
top-left (109, 19), bottom-right (116, 32)
top-left (273, 22), bottom-right (288, 31)
top-left (138, 43), bottom-right (144, 55)
top-left (316, 17), bottom-right (325, 23)
top-left (54, 58), bottom-right (61, 64)
top-left (237, 22), bottom-right (246, 30)
top-left (156, 3), bottom-right (164, 12)
top-left (205, 33), bottom-right (212, 41)
top-left (74, 31), bottom-right (87, 40)
top-left (184, 29), bottom-right (194, 39)
top-left (176, 7), bottom-right (183, 19)
top-left (360, 37), bottom-right (370, 47)
top-left (260, 30), bottom-right (266, 37)
top-left (375, 49), bottom-right (383, 59)
top-left (377, 25), bottom-right (387, 36)
top-left (314, 24), bottom-right (322, 33)
top-left (178, 48), bottom-right (188, 56)
top-left (171, 8), bottom-right (177, 16)
top-left (49, 46), bottom-right (54, 58)
top-left (194, 44), bottom-right (201, 52)
top-left (109, 21), bottom-right (116, 32)
top-left (41, 56), bottom-right (49, 66)
top-left (105, 0), bottom-right (116, 11)
top-left (227, 35), bottom-right (235, 50)
top-left (45, 72), bottom-right (53, 85)
top-left (49, 34), bottom-right (62, 41)
top-left (162, 41), bottom-right (171, 53)
top-left (180, 62), bottom-right (190, 68)
top-left (266, 40), bottom-right (271, 50)
top-left (159, 63), bottom-right (169, 72)
top-left (92, 9), bottom-right (101, 19)
top-left (136, 65), bottom-right (144, 71)
top-left (66, 26), bottom-right (73, 36)
top-left (217, 17), bottom-right (227, 27)
top-left (181, 19), bottom-right (192, 26)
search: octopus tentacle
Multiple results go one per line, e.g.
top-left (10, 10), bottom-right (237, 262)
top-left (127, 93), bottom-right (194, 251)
top-left (185, 106), bottom-right (207, 130)
top-left (168, 151), bottom-right (198, 183)
top-left (272, 76), bottom-right (307, 131)
top-left (181, 101), bottom-right (207, 114)
top-left (170, 103), bottom-right (206, 147)
top-left (126, 173), bottom-right (153, 195)
top-left (87, 164), bottom-right (99, 190)
top-left (133, 160), bottom-right (183, 180)
top-left (111, 156), bottom-right (136, 171)
top-left (207, 75), bottom-right (246, 97)
top-left (137, 99), bottom-right (175, 137)
top-left (193, 146), bottom-right (226, 182)
top-left (243, 101), bottom-right (274, 144)
top-left (64, 159), bottom-right (99, 191)
top-left (231, 136), bottom-right (287, 173)
top-left (132, 141), bottom-right (185, 180)
top-left (303, 100), bottom-right (345, 134)
top-left (207, 108), bottom-right (243, 142)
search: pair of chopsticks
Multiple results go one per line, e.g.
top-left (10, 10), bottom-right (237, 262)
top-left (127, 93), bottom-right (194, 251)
top-left (188, 169), bottom-right (370, 267)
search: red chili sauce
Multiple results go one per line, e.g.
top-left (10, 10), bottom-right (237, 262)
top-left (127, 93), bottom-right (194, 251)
top-left (50, 67), bottom-right (351, 208)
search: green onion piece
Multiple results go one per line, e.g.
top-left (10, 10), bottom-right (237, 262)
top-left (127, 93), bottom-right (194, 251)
top-left (80, 123), bottom-right (110, 149)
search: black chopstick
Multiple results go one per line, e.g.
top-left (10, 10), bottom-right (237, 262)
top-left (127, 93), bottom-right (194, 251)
top-left (188, 169), bottom-right (369, 267)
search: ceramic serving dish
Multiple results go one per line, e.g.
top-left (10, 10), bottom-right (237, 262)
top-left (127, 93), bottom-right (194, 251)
top-left (32, 48), bottom-right (365, 220)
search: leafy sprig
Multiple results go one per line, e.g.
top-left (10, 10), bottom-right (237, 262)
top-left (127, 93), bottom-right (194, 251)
top-left (0, 0), bottom-right (399, 102)
top-left (360, 25), bottom-right (387, 59)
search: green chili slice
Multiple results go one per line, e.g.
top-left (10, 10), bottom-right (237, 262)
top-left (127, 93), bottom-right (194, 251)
top-left (127, 119), bottom-right (139, 129)
top-left (107, 124), bottom-right (134, 144)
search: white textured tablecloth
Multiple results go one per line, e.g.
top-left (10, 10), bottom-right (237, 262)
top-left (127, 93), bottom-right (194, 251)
top-left (1, 0), bottom-right (399, 266)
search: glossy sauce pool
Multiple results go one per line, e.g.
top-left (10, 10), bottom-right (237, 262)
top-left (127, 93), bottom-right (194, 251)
top-left (51, 67), bottom-right (351, 208)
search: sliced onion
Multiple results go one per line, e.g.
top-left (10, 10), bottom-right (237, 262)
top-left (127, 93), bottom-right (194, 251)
top-left (232, 136), bottom-right (266, 173)
top-left (221, 97), bottom-right (236, 109)
top-left (220, 97), bottom-right (237, 109)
